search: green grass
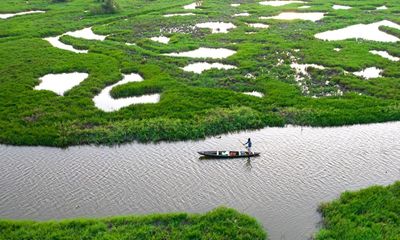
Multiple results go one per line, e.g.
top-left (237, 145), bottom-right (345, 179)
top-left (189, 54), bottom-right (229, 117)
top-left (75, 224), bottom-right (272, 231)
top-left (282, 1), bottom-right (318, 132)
top-left (1, 0), bottom-right (400, 146)
top-left (0, 207), bottom-right (267, 240)
top-left (316, 181), bottom-right (400, 240)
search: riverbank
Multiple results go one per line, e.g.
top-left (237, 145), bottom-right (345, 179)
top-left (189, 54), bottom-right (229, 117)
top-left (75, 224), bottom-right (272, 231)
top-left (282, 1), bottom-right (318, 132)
top-left (0, 207), bottom-right (266, 240)
top-left (316, 181), bottom-right (400, 239)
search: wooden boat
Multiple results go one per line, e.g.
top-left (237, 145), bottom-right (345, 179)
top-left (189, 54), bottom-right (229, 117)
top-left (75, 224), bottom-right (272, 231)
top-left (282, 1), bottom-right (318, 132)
top-left (198, 151), bottom-right (260, 158)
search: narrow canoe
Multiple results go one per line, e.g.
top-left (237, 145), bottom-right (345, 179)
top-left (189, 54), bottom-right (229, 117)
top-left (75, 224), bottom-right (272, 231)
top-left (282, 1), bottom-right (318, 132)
top-left (198, 151), bottom-right (260, 158)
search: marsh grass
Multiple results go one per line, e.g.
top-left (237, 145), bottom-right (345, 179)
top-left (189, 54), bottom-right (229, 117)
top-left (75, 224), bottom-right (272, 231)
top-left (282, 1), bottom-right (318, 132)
top-left (0, 207), bottom-right (267, 240)
top-left (316, 181), bottom-right (400, 240)
top-left (1, 0), bottom-right (399, 146)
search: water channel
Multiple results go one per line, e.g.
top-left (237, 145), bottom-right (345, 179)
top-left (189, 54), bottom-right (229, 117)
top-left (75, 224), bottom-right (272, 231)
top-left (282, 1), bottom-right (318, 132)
top-left (0, 122), bottom-right (399, 239)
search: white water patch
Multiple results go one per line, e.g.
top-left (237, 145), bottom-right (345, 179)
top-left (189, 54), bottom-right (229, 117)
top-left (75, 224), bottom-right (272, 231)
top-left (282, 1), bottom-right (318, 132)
top-left (44, 36), bottom-right (88, 54)
top-left (195, 22), bottom-right (236, 33)
top-left (183, 62), bottom-right (237, 74)
top-left (369, 50), bottom-right (399, 61)
top-left (65, 27), bottom-right (107, 41)
top-left (163, 13), bottom-right (195, 17)
top-left (93, 73), bottom-right (160, 112)
top-left (260, 12), bottom-right (325, 22)
top-left (164, 47), bottom-right (236, 59)
top-left (231, 3), bottom-right (240, 7)
top-left (233, 12), bottom-right (250, 17)
top-left (43, 27), bottom-right (106, 53)
top-left (298, 5), bottom-right (311, 9)
top-left (247, 23), bottom-right (269, 29)
top-left (150, 36), bottom-right (170, 44)
top-left (353, 67), bottom-right (383, 79)
top-left (259, 1), bottom-right (305, 7)
top-left (0, 10), bottom-right (45, 19)
top-left (243, 91), bottom-right (264, 98)
top-left (334, 48), bottom-right (341, 52)
top-left (290, 63), bottom-right (325, 94)
top-left (35, 72), bottom-right (89, 96)
top-left (332, 5), bottom-right (351, 10)
top-left (376, 5), bottom-right (388, 10)
top-left (315, 20), bottom-right (400, 42)
top-left (183, 2), bottom-right (202, 9)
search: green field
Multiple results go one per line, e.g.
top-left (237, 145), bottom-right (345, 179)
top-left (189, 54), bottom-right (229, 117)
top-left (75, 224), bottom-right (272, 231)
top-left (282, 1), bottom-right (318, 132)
top-left (1, 0), bottom-right (399, 146)
top-left (0, 207), bottom-right (267, 240)
top-left (316, 181), bottom-right (400, 240)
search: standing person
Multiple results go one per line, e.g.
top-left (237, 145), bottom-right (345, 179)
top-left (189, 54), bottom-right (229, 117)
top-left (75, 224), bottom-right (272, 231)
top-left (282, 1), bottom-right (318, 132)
top-left (244, 138), bottom-right (252, 155)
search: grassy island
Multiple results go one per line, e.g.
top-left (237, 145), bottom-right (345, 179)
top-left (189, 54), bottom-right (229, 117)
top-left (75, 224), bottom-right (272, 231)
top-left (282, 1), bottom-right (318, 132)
top-left (316, 181), bottom-right (400, 240)
top-left (1, 0), bottom-right (399, 146)
top-left (0, 207), bottom-right (267, 240)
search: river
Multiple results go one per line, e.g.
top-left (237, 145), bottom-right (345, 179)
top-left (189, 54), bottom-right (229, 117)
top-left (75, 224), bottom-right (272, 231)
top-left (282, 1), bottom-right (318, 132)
top-left (0, 122), bottom-right (399, 239)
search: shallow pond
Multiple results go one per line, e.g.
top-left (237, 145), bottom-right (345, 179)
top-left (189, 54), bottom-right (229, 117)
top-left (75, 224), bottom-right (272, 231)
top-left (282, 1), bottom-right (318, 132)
top-left (315, 20), bottom-right (400, 42)
top-left (259, 1), bottom-right (304, 7)
top-left (164, 47), bottom-right (236, 59)
top-left (182, 62), bottom-right (237, 73)
top-left (150, 36), bottom-right (170, 44)
top-left (35, 72), bottom-right (89, 96)
top-left (261, 12), bottom-right (325, 22)
top-left (163, 13), bottom-right (196, 17)
top-left (44, 36), bottom-right (88, 54)
top-left (93, 73), bottom-right (160, 112)
top-left (353, 67), bottom-right (382, 79)
top-left (247, 23), bottom-right (269, 29)
top-left (0, 122), bottom-right (399, 240)
top-left (0, 10), bottom-right (44, 19)
top-left (332, 5), bottom-right (351, 10)
top-left (369, 50), bottom-right (399, 61)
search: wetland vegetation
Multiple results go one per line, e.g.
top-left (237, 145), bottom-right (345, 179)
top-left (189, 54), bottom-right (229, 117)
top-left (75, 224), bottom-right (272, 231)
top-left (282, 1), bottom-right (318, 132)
top-left (1, 0), bottom-right (399, 147)
top-left (316, 181), bottom-right (400, 240)
top-left (0, 207), bottom-right (267, 239)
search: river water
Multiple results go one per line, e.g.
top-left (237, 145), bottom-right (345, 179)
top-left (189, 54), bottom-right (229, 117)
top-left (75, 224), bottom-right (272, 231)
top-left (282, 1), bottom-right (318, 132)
top-left (0, 122), bottom-right (399, 240)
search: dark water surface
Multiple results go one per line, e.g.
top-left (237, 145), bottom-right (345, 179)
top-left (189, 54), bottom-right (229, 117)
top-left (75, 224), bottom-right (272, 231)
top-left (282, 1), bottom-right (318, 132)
top-left (1, 122), bottom-right (399, 239)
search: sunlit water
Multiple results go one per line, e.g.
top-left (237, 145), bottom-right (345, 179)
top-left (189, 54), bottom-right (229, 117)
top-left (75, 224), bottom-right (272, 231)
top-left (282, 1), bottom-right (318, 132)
top-left (0, 122), bottom-right (399, 240)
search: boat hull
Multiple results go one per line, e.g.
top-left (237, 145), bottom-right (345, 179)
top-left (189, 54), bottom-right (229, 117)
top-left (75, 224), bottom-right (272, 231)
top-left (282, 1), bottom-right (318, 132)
top-left (198, 151), bottom-right (260, 158)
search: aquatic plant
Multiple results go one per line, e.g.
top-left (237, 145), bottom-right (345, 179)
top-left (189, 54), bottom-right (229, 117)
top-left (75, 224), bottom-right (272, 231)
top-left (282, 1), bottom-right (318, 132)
top-left (0, 207), bottom-right (267, 240)
top-left (316, 181), bottom-right (400, 239)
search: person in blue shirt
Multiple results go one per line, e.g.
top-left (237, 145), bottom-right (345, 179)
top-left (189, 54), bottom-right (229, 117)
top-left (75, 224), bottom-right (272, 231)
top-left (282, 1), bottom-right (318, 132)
top-left (244, 138), bottom-right (252, 155)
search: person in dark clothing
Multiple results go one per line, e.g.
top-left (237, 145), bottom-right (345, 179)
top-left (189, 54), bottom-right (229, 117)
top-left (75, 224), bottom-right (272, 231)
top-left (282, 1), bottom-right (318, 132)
top-left (244, 138), bottom-right (252, 155)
